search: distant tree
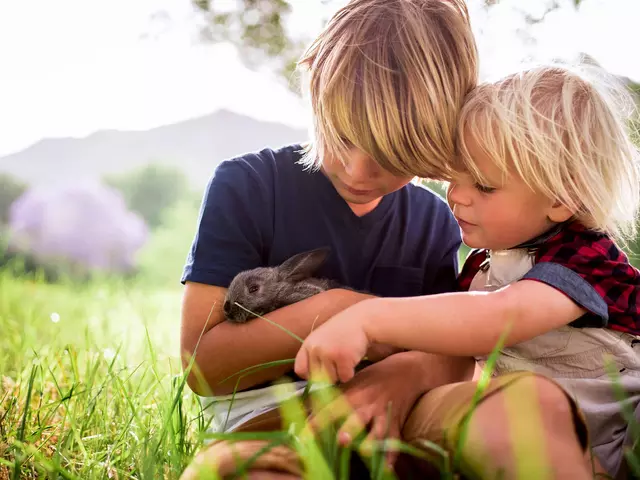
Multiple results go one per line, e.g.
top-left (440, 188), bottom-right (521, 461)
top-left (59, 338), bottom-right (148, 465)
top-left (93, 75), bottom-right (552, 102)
top-left (103, 163), bottom-right (192, 229)
top-left (0, 173), bottom-right (27, 225)
top-left (5, 182), bottom-right (148, 280)
top-left (192, 0), bottom-right (318, 91)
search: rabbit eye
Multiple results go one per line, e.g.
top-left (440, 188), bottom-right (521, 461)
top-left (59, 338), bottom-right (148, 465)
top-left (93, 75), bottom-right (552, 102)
top-left (248, 285), bottom-right (259, 294)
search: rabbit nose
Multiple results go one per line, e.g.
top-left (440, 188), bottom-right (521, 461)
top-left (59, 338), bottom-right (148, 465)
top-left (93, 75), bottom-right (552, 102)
top-left (223, 301), bottom-right (231, 315)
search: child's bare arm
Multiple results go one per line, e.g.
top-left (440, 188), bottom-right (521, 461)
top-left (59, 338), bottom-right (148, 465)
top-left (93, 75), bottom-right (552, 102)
top-left (181, 283), bottom-right (374, 396)
top-left (294, 280), bottom-right (586, 383)
top-left (362, 279), bottom-right (586, 355)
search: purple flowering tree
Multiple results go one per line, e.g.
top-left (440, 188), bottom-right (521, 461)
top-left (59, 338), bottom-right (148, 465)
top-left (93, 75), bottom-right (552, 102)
top-left (7, 181), bottom-right (149, 275)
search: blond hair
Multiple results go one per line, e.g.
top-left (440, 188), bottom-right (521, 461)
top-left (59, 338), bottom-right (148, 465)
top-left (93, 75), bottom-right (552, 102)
top-left (296, 0), bottom-right (478, 179)
top-left (457, 64), bottom-right (640, 240)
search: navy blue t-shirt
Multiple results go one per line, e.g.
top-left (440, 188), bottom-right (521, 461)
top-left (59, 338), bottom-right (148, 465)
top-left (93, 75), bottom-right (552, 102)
top-left (181, 144), bottom-right (461, 297)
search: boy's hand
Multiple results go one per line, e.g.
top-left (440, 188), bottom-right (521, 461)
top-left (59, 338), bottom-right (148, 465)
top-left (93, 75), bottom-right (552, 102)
top-left (305, 354), bottom-right (420, 468)
top-left (294, 307), bottom-right (371, 384)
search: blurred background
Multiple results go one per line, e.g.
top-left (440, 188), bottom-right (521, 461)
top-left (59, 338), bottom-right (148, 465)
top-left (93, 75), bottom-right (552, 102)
top-left (0, 0), bottom-right (638, 287)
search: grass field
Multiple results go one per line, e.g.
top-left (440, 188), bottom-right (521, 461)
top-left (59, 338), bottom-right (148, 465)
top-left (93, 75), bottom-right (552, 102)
top-left (1, 246), bottom-right (639, 479)
top-left (0, 270), bottom-right (207, 479)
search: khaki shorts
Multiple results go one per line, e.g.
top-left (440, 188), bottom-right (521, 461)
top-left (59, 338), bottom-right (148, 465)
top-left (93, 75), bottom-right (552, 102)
top-left (179, 371), bottom-right (589, 480)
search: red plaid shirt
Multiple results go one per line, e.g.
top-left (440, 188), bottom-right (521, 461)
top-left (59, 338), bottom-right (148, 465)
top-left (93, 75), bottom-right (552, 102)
top-left (457, 222), bottom-right (640, 336)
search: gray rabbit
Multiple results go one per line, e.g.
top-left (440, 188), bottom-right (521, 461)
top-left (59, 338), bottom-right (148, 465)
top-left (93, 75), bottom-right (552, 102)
top-left (223, 247), bottom-right (337, 324)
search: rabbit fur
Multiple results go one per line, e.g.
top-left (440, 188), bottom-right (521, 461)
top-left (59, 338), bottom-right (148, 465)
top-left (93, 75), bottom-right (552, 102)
top-left (223, 247), bottom-right (339, 324)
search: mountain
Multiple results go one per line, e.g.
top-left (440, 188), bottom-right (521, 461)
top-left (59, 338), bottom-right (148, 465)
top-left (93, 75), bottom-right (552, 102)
top-left (0, 109), bottom-right (309, 188)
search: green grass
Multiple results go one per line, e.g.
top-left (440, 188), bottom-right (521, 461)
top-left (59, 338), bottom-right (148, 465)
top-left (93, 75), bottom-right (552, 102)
top-left (2, 265), bottom-right (640, 480)
top-left (0, 270), bottom-right (205, 479)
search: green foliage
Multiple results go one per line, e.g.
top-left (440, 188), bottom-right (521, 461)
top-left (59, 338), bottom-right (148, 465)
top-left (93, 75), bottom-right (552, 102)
top-left (624, 83), bottom-right (640, 267)
top-left (421, 179), bottom-right (472, 267)
top-left (103, 163), bottom-right (192, 230)
top-left (193, 0), bottom-right (307, 90)
top-left (195, 0), bottom-right (291, 56)
top-left (136, 198), bottom-right (202, 287)
top-left (0, 271), bottom-right (203, 479)
top-left (0, 173), bottom-right (27, 225)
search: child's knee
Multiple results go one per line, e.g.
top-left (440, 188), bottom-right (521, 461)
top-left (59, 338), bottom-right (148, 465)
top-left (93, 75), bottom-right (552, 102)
top-left (515, 376), bottom-right (575, 422)
top-left (510, 375), bottom-right (586, 444)
top-left (479, 375), bottom-right (579, 436)
top-left (456, 376), bottom-right (589, 479)
top-left (463, 375), bottom-right (588, 461)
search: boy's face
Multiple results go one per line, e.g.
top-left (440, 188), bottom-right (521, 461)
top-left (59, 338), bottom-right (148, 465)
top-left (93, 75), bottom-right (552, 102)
top-left (447, 133), bottom-right (569, 250)
top-left (322, 147), bottom-right (413, 213)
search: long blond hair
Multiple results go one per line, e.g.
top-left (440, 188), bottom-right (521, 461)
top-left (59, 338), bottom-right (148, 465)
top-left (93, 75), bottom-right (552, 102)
top-left (457, 64), bottom-right (640, 241)
top-left (297, 0), bottom-right (478, 179)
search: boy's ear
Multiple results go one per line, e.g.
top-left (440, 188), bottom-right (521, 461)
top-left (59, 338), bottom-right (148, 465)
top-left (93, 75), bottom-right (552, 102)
top-left (546, 200), bottom-right (574, 224)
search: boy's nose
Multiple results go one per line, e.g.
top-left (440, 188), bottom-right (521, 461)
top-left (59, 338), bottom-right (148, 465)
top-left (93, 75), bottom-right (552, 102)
top-left (447, 182), bottom-right (472, 208)
top-left (345, 150), bottom-right (379, 181)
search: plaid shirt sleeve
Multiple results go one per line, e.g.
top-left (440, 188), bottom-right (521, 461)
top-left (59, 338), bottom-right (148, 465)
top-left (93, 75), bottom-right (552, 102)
top-left (523, 222), bottom-right (640, 336)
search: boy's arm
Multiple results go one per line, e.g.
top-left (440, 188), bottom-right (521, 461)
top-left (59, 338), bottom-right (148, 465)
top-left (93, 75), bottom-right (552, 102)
top-left (181, 282), bottom-right (373, 396)
top-left (365, 279), bottom-right (586, 355)
top-left (294, 279), bottom-right (586, 382)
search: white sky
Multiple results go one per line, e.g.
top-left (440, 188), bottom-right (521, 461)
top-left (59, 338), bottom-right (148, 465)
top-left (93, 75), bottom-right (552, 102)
top-left (0, 0), bottom-right (638, 157)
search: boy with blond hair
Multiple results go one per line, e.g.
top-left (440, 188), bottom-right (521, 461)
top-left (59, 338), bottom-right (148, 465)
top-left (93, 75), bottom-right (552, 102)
top-left (181, 0), bottom-right (477, 432)
top-left (296, 64), bottom-right (640, 479)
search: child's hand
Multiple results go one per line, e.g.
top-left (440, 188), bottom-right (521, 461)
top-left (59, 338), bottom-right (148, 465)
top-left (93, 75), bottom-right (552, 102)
top-left (294, 309), bottom-right (371, 384)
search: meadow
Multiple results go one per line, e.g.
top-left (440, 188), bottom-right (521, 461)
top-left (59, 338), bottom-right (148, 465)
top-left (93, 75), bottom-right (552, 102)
top-left (1, 198), bottom-right (639, 480)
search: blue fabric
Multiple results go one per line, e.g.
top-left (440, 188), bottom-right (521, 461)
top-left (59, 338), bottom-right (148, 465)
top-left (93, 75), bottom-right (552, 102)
top-left (524, 262), bottom-right (609, 328)
top-left (182, 144), bottom-right (462, 297)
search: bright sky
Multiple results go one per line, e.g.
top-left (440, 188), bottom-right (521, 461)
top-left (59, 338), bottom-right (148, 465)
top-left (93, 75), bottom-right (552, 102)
top-left (0, 0), bottom-right (638, 157)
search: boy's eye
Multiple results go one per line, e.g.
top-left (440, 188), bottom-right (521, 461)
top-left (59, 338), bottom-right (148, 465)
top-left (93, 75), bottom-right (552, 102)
top-left (474, 183), bottom-right (496, 194)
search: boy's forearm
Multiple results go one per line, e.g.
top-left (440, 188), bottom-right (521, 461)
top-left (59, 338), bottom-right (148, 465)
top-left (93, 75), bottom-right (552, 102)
top-left (361, 282), bottom-right (582, 356)
top-left (361, 290), bottom-right (517, 356)
top-left (195, 288), bottom-right (374, 395)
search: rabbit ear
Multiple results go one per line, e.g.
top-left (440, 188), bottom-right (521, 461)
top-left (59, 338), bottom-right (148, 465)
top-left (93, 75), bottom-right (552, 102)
top-left (279, 248), bottom-right (330, 282)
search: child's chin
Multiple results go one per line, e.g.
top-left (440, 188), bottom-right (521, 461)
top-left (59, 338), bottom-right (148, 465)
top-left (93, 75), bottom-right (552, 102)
top-left (461, 234), bottom-right (483, 249)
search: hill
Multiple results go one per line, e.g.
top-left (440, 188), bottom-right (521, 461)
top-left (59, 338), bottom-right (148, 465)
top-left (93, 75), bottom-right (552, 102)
top-left (0, 109), bottom-right (308, 188)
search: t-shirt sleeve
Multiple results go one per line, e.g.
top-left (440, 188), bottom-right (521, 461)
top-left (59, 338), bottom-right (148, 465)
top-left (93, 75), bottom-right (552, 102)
top-left (181, 157), bottom-right (273, 287)
top-left (522, 243), bottom-right (614, 327)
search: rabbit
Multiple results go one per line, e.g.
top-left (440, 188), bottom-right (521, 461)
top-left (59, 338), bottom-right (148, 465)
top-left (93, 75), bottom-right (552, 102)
top-left (223, 247), bottom-right (339, 324)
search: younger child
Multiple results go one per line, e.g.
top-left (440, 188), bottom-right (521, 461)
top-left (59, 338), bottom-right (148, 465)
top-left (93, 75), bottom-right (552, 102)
top-left (295, 64), bottom-right (640, 478)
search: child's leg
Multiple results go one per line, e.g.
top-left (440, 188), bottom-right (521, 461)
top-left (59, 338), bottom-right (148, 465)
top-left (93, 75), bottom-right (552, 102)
top-left (401, 372), bottom-right (594, 480)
